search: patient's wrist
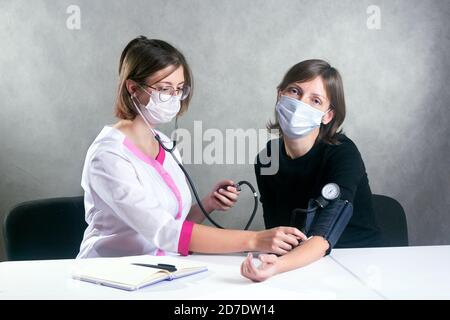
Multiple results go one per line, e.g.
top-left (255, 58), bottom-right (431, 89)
top-left (247, 231), bottom-right (258, 251)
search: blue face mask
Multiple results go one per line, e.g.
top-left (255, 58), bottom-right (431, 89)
top-left (276, 95), bottom-right (329, 139)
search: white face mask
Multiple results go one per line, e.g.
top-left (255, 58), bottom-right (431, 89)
top-left (136, 88), bottom-right (181, 125)
top-left (276, 95), bottom-right (328, 139)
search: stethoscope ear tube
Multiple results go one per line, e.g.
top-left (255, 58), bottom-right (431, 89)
top-left (237, 180), bottom-right (259, 230)
top-left (134, 95), bottom-right (259, 230)
top-left (168, 147), bottom-right (258, 230)
top-left (154, 133), bottom-right (177, 153)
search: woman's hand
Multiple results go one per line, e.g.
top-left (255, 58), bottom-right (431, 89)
top-left (252, 227), bottom-right (307, 255)
top-left (202, 179), bottom-right (240, 212)
top-left (241, 253), bottom-right (279, 282)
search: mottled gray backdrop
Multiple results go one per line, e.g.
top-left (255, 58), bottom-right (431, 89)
top-left (1, 0), bottom-right (449, 261)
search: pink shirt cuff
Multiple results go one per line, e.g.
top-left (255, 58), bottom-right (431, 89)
top-left (178, 220), bottom-right (194, 256)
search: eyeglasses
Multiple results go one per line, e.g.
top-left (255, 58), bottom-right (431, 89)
top-left (141, 84), bottom-right (191, 102)
top-left (283, 86), bottom-right (331, 109)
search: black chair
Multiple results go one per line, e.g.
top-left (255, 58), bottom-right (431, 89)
top-left (372, 194), bottom-right (408, 247)
top-left (3, 196), bottom-right (87, 261)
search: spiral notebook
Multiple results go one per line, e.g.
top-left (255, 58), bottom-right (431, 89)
top-left (72, 255), bottom-right (208, 291)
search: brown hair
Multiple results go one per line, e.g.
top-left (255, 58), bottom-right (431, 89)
top-left (115, 36), bottom-right (193, 120)
top-left (268, 59), bottom-right (346, 145)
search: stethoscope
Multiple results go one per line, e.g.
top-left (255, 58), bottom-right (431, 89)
top-left (131, 95), bottom-right (258, 230)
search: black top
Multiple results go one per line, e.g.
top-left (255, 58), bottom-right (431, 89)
top-left (255, 134), bottom-right (383, 248)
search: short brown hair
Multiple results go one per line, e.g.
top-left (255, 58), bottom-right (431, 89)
top-left (115, 36), bottom-right (193, 120)
top-left (268, 59), bottom-right (346, 145)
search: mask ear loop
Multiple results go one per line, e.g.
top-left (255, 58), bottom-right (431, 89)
top-left (321, 105), bottom-right (333, 124)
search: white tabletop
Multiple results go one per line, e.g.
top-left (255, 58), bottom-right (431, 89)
top-left (330, 245), bottom-right (450, 299)
top-left (0, 252), bottom-right (378, 300)
top-left (1, 246), bottom-right (448, 300)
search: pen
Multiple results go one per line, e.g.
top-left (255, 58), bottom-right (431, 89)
top-left (131, 263), bottom-right (177, 272)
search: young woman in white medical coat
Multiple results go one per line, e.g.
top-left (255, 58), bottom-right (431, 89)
top-left (77, 36), bottom-right (305, 258)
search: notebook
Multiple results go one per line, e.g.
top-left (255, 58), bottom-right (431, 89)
top-left (72, 255), bottom-right (208, 291)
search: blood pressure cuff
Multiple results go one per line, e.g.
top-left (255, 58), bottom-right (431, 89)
top-left (304, 199), bottom-right (353, 256)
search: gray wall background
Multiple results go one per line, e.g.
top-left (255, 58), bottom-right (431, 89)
top-left (1, 0), bottom-right (449, 261)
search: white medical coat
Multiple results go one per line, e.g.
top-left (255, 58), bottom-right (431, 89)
top-left (77, 126), bottom-right (193, 258)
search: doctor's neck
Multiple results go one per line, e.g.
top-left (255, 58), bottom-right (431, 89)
top-left (283, 128), bottom-right (319, 159)
top-left (135, 114), bottom-right (156, 132)
top-left (124, 115), bottom-right (157, 141)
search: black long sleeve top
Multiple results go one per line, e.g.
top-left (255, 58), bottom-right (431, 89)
top-left (255, 134), bottom-right (383, 248)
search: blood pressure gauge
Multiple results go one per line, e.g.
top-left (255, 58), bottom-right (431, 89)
top-left (314, 183), bottom-right (341, 208)
top-left (321, 183), bottom-right (340, 201)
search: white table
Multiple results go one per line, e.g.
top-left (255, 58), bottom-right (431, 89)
top-left (0, 253), bottom-right (378, 300)
top-left (0, 246), bottom-right (448, 300)
top-left (330, 245), bottom-right (450, 299)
